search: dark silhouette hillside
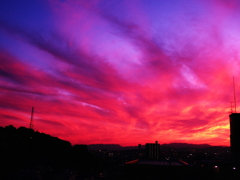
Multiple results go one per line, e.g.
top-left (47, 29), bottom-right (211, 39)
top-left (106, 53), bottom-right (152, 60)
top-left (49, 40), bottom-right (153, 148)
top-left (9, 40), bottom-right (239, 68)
top-left (0, 125), bottom-right (103, 180)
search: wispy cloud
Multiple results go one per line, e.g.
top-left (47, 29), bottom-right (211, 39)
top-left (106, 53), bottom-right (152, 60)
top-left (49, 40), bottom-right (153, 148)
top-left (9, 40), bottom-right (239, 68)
top-left (0, 0), bottom-right (238, 146)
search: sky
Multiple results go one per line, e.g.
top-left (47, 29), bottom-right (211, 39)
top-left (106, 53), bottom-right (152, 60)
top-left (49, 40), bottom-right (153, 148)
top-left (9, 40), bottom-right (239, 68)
top-left (1, 0), bottom-right (240, 146)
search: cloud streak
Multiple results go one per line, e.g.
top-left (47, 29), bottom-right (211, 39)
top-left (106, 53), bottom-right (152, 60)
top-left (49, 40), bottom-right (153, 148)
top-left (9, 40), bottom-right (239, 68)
top-left (1, 0), bottom-right (239, 146)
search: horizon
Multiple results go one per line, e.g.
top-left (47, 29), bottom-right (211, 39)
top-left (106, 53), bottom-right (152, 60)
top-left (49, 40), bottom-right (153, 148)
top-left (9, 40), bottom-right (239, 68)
top-left (0, 124), bottom-right (231, 147)
top-left (1, 0), bottom-right (240, 147)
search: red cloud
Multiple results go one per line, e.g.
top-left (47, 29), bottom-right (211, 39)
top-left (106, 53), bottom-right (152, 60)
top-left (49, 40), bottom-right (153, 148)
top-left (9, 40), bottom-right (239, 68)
top-left (2, 0), bottom-right (239, 146)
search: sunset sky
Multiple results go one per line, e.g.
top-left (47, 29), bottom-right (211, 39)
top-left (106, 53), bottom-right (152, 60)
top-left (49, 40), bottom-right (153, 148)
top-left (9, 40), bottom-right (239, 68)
top-left (1, 0), bottom-right (240, 146)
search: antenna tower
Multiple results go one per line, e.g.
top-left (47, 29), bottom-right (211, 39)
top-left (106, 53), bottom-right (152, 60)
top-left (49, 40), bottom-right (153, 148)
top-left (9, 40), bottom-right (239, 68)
top-left (30, 107), bottom-right (34, 129)
top-left (230, 102), bottom-right (234, 114)
top-left (233, 77), bottom-right (237, 113)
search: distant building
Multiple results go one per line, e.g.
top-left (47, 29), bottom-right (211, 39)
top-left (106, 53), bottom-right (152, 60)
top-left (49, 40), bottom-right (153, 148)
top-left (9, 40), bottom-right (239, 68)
top-left (229, 113), bottom-right (240, 166)
top-left (146, 141), bottom-right (160, 159)
top-left (138, 144), bottom-right (141, 150)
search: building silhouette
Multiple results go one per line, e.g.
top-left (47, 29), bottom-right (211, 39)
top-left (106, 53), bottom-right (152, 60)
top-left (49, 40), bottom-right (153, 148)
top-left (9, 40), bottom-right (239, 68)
top-left (138, 144), bottom-right (141, 150)
top-left (229, 113), bottom-right (240, 166)
top-left (146, 141), bottom-right (160, 159)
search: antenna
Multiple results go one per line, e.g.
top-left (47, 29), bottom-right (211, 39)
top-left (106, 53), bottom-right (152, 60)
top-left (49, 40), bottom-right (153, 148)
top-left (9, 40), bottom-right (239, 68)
top-left (230, 102), bottom-right (234, 114)
top-left (233, 77), bottom-right (237, 113)
top-left (30, 107), bottom-right (34, 129)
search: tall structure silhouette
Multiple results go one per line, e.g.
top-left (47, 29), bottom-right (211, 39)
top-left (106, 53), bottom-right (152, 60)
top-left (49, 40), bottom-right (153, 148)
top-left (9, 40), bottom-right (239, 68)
top-left (233, 77), bottom-right (237, 113)
top-left (229, 113), bottom-right (240, 166)
top-left (29, 107), bottom-right (34, 129)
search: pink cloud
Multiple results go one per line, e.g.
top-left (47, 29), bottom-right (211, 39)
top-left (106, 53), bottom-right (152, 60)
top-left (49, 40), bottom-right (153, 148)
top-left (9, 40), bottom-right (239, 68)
top-left (1, 0), bottom-right (240, 146)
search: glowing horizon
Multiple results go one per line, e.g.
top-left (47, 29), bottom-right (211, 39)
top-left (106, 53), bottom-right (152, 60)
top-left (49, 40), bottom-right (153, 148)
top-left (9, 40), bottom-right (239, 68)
top-left (1, 0), bottom-right (240, 146)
